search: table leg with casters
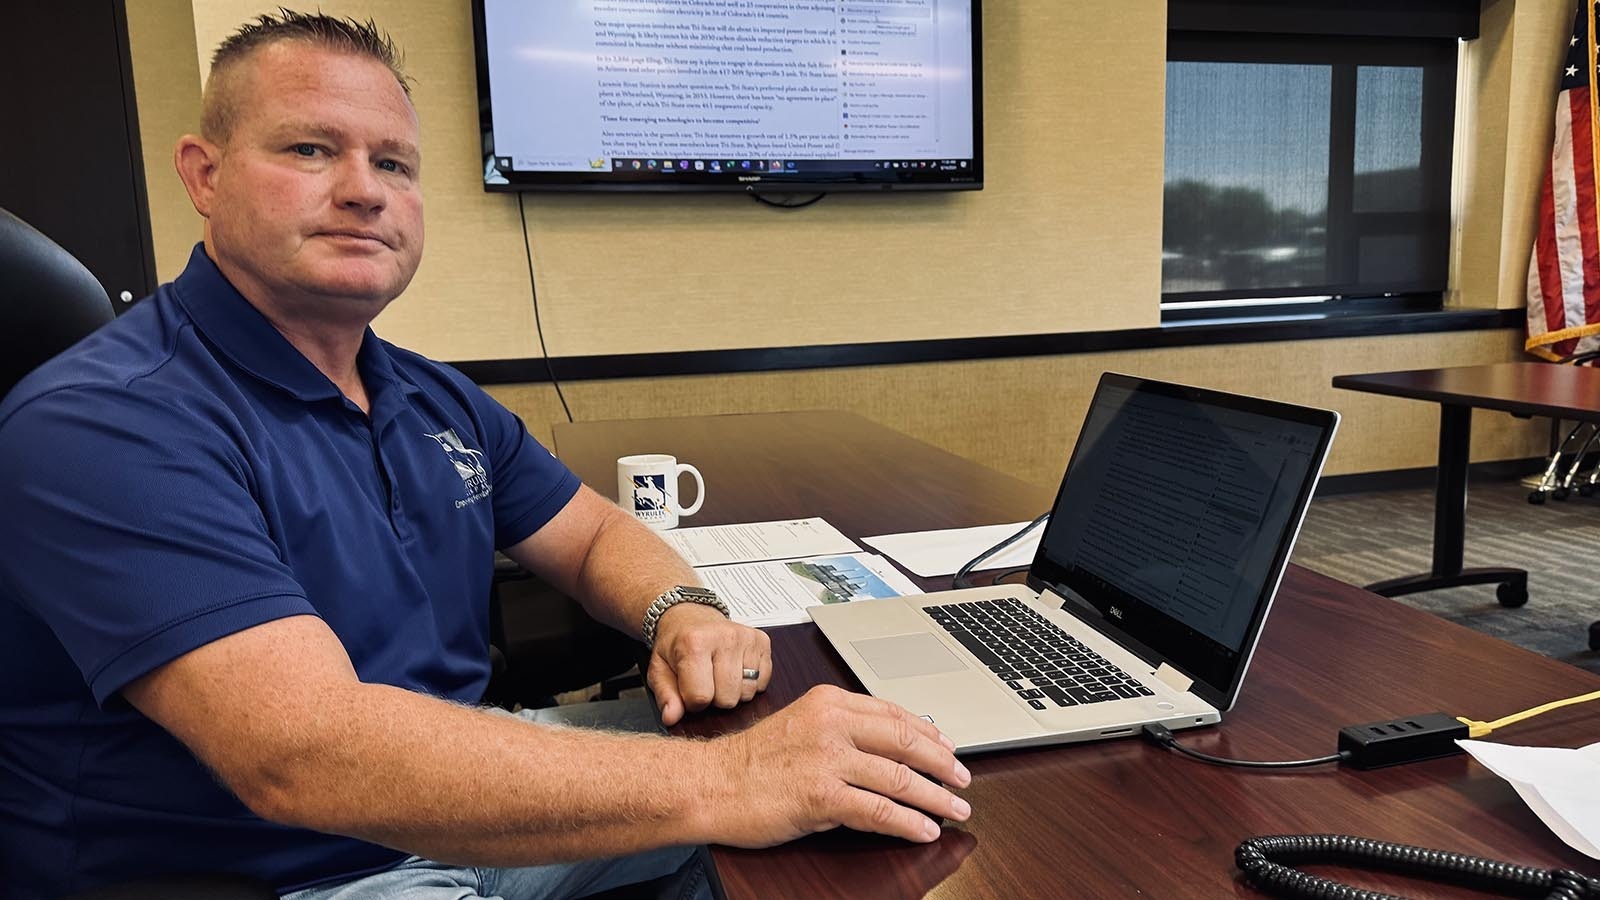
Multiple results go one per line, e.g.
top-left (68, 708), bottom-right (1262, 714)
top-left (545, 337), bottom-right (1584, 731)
top-left (1362, 404), bottom-right (1529, 606)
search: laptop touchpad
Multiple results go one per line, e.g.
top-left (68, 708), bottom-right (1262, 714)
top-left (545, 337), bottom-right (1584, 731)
top-left (851, 633), bottom-right (969, 679)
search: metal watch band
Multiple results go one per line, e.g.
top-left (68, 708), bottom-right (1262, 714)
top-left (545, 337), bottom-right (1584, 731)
top-left (640, 585), bottom-right (728, 646)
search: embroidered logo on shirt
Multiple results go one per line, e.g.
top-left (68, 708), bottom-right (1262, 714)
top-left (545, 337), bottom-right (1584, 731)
top-left (426, 428), bottom-right (492, 508)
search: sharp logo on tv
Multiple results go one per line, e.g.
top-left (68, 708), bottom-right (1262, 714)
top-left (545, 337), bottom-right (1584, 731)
top-left (475, 0), bottom-right (982, 192)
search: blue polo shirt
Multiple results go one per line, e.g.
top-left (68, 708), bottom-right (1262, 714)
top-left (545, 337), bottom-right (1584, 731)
top-left (0, 245), bottom-right (581, 898)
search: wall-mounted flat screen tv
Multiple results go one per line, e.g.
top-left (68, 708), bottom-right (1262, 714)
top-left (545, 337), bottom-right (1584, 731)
top-left (472, 0), bottom-right (982, 193)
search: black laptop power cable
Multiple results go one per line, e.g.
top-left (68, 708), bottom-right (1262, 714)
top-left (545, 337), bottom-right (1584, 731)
top-left (1144, 689), bottom-right (1600, 771)
top-left (952, 514), bottom-right (1049, 589)
top-left (516, 193), bottom-right (574, 424)
top-left (1142, 722), bottom-right (1350, 769)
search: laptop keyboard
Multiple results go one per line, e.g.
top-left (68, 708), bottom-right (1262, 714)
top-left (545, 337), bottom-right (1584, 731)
top-left (924, 597), bottom-right (1155, 710)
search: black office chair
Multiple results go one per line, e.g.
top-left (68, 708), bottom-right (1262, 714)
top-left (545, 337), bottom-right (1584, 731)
top-left (0, 206), bottom-right (279, 899)
top-left (0, 207), bottom-right (119, 394)
top-left (484, 556), bottom-right (645, 709)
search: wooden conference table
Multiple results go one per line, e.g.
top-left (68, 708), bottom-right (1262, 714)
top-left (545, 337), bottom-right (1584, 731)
top-left (1334, 362), bottom-right (1600, 647)
top-left (551, 410), bottom-right (1600, 899)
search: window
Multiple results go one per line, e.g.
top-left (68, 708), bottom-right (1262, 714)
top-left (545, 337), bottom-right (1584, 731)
top-left (1161, 24), bottom-right (1461, 314)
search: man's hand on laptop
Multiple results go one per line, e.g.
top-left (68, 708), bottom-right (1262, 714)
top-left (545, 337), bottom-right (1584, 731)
top-left (700, 684), bottom-right (973, 846)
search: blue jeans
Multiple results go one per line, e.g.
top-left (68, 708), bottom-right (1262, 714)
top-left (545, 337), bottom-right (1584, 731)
top-left (281, 846), bottom-right (707, 900)
top-left (284, 702), bottom-right (712, 899)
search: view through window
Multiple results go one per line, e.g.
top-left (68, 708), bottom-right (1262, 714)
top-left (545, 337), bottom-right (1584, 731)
top-left (1162, 34), bottom-right (1455, 310)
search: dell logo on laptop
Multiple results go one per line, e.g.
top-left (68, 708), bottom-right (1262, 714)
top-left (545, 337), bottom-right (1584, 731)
top-left (1109, 606), bottom-right (1124, 619)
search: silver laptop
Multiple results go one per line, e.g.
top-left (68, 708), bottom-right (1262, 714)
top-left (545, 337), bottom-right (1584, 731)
top-left (810, 373), bottom-right (1339, 754)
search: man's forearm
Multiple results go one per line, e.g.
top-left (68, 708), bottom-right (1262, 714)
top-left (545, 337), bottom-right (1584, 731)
top-left (243, 679), bottom-right (723, 865)
top-left (137, 617), bottom-right (967, 864)
top-left (499, 484), bottom-right (767, 726)
top-left (568, 507), bottom-right (700, 639)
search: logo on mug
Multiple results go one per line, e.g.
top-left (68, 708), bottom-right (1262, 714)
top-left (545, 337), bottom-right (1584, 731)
top-left (617, 453), bottom-right (702, 530)
top-left (632, 474), bottom-right (668, 518)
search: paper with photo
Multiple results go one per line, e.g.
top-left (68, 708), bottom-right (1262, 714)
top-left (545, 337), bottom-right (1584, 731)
top-left (862, 522), bottom-right (1042, 578)
top-left (1458, 739), bottom-right (1600, 859)
top-left (698, 552), bottom-right (923, 627)
top-left (663, 517), bottom-right (859, 567)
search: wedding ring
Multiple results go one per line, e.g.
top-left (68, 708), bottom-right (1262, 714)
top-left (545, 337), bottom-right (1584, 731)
top-left (741, 667), bottom-right (761, 681)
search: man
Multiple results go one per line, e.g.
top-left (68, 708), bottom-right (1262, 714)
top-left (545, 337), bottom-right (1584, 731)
top-left (0, 11), bottom-right (970, 900)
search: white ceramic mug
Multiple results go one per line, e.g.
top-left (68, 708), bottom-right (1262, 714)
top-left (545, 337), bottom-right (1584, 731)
top-left (617, 454), bottom-right (705, 530)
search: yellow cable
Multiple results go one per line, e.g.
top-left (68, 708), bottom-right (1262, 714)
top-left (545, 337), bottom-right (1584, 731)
top-left (1456, 689), bottom-right (1600, 739)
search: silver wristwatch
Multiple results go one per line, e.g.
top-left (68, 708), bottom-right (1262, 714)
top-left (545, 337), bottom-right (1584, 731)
top-left (640, 585), bottom-right (729, 646)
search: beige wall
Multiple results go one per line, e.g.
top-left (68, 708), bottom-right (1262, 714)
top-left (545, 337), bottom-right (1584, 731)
top-left (185, 1), bottom-right (1166, 358)
top-left (1451, 0), bottom-right (1574, 309)
top-left (131, 2), bottom-right (1567, 481)
top-left (123, 0), bottom-right (203, 282)
top-left (522, 3), bottom-right (1166, 356)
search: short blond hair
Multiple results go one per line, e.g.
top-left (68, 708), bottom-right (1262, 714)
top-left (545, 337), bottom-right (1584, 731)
top-left (201, 7), bottom-right (411, 142)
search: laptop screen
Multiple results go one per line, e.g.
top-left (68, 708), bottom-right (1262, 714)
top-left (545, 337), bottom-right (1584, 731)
top-left (1028, 373), bottom-right (1337, 710)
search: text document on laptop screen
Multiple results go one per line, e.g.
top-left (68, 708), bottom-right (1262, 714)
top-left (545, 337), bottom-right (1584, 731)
top-left (1035, 380), bottom-right (1327, 690)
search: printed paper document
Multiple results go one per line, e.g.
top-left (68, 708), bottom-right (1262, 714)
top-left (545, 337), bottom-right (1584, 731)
top-left (698, 553), bottom-right (922, 627)
top-left (663, 517), bottom-right (859, 567)
top-left (1458, 739), bottom-right (1600, 859)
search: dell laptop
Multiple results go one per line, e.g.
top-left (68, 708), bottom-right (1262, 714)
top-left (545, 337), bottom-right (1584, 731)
top-left (809, 373), bottom-right (1339, 754)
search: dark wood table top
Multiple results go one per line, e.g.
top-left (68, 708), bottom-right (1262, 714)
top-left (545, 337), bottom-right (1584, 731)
top-left (552, 410), bottom-right (1600, 899)
top-left (555, 410), bottom-right (1048, 553)
top-left (1333, 361), bottom-right (1600, 421)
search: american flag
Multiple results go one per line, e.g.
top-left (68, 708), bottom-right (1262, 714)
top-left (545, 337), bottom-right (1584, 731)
top-left (1528, 1), bottom-right (1600, 361)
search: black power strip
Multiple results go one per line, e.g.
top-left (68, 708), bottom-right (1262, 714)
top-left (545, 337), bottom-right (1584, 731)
top-left (1336, 712), bottom-right (1468, 769)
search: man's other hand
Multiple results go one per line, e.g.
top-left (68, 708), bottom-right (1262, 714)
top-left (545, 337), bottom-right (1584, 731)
top-left (648, 602), bottom-right (771, 726)
top-left (699, 684), bottom-right (973, 846)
